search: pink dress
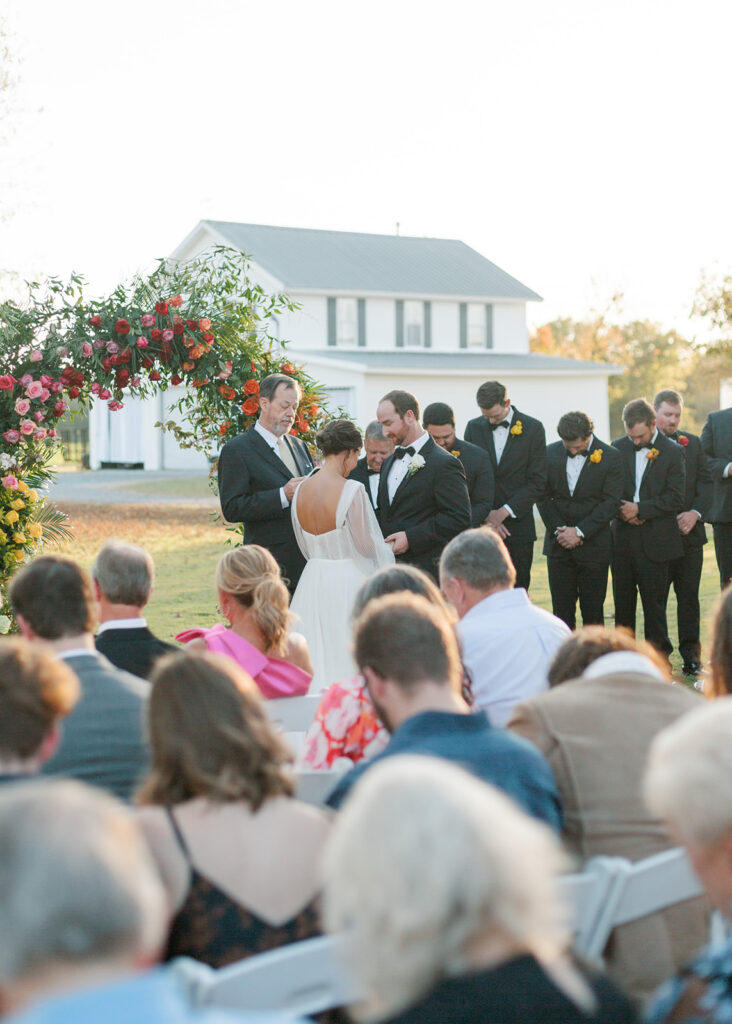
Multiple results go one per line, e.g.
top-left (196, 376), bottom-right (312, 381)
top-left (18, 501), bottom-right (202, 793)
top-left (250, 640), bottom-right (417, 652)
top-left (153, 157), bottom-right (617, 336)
top-left (175, 624), bottom-right (312, 700)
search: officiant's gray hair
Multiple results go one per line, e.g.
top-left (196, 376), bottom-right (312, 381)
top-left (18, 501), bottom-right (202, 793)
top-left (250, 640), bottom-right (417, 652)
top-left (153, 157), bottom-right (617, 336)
top-left (440, 527), bottom-right (516, 592)
top-left (364, 420), bottom-right (387, 442)
top-left (259, 374), bottom-right (302, 402)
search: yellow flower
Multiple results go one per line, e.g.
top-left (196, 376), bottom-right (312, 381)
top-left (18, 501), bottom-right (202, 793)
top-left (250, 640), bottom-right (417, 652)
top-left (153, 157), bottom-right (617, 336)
top-left (16, 480), bottom-right (29, 493)
top-left (646, 448), bottom-right (659, 461)
top-left (27, 523), bottom-right (42, 539)
top-left (10, 499), bottom-right (24, 511)
top-left (5, 510), bottom-right (19, 525)
top-left (589, 449), bottom-right (602, 464)
top-left (26, 489), bottom-right (38, 502)
top-left (510, 420), bottom-right (523, 436)
top-left (12, 532), bottom-right (26, 545)
top-left (13, 549), bottom-right (24, 562)
top-left (450, 449), bottom-right (461, 457)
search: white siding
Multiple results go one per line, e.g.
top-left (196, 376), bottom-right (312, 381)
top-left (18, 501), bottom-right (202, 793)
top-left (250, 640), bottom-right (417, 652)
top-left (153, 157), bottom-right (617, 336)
top-left (365, 298), bottom-right (395, 348)
top-left (492, 303), bottom-right (529, 353)
top-left (431, 301), bottom-right (460, 349)
top-left (278, 295), bottom-right (326, 349)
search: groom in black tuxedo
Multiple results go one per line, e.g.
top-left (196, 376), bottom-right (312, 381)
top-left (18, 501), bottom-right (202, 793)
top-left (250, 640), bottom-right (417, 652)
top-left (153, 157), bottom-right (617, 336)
top-left (377, 390), bottom-right (471, 579)
top-left (217, 373), bottom-right (314, 593)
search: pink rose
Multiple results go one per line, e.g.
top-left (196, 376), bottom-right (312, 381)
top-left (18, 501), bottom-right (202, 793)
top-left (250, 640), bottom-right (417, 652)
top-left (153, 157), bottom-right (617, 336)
top-left (161, 329), bottom-right (174, 343)
top-left (106, 341), bottom-right (120, 355)
top-left (25, 382), bottom-right (43, 399)
top-left (0, 375), bottom-right (16, 390)
top-left (91, 382), bottom-right (100, 395)
top-left (3, 430), bottom-right (20, 444)
top-left (141, 314), bottom-right (155, 328)
top-left (29, 349), bottom-right (42, 362)
top-left (53, 400), bottom-right (67, 416)
top-left (33, 410), bottom-right (45, 423)
top-left (99, 388), bottom-right (112, 400)
top-left (20, 374), bottom-right (33, 387)
top-left (40, 388), bottom-right (50, 402)
top-left (108, 399), bottom-right (124, 411)
top-left (33, 427), bottom-right (47, 440)
top-left (81, 342), bottom-right (93, 357)
top-left (40, 374), bottom-right (52, 387)
top-left (93, 338), bottom-right (104, 350)
top-left (51, 381), bottom-right (64, 394)
top-left (2, 475), bottom-right (18, 489)
top-left (14, 398), bottom-right (30, 415)
top-left (130, 375), bottom-right (141, 387)
top-left (19, 419), bottom-right (35, 435)
top-left (136, 336), bottom-right (149, 349)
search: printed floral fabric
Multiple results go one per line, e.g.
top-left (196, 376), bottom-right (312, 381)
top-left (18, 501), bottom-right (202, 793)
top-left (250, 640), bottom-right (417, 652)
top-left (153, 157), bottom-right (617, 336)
top-left (300, 676), bottom-right (389, 770)
top-left (646, 938), bottom-right (732, 1023)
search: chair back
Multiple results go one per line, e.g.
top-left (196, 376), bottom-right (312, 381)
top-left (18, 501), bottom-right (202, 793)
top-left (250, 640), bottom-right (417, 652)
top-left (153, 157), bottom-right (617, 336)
top-left (266, 695), bottom-right (321, 732)
top-left (557, 856), bottom-right (628, 961)
top-left (609, 846), bottom-right (703, 927)
top-left (296, 769), bottom-right (344, 806)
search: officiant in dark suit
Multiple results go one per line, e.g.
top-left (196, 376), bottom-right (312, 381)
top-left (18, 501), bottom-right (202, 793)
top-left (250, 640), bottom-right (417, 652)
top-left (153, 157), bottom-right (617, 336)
top-left (464, 380), bottom-right (547, 590)
top-left (348, 419), bottom-right (393, 526)
top-left (611, 398), bottom-right (686, 657)
top-left (217, 373), bottom-right (314, 593)
top-left (377, 390), bottom-right (471, 579)
top-left (422, 401), bottom-right (494, 526)
top-left (537, 411), bottom-right (623, 630)
top-left (701, 404), bottom-right (732, 588)
top-left (654, 389), bottom-right (712, 675)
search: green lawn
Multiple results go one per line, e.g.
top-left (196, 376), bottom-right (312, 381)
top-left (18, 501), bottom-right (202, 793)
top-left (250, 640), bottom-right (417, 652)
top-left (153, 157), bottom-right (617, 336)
top-left (55, 501), bottom-right (722, 678)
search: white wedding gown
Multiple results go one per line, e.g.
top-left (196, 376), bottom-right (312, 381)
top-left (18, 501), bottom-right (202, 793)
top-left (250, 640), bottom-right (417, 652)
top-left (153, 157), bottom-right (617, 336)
top-left (290, 478), bottom-right (395, 694)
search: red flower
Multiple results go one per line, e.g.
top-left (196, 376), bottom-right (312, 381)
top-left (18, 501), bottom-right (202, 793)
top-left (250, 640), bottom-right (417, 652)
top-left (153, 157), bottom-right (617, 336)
top-left (89, 314), bottom-right (103, 328)
top-left (243, 379), bottom-right (259, 395)
top-left (67, 386), bottom-right (80, 399)
top-left (101, 357), bottom-right (112, 372)
top-left (202, 331), bottom-right (214, 343)
top-left (149, 370), bottom-right (162, 381)
top-left (169, 373), bottom-right (181, 385)
top-left (141, 356), bottom-right (154, 369)
top-left (289, 427), bottom-right (298, 436)
top-left (186, 319), bottom-right (198, 330)
top-left (114, 318), bottom-right (131, 335)
top-left (0, 375), bottom-right (16, 390)
top-left (679, 435), bottom-right (689, 447)
top-left (241, 396), bottom-right (259, 415)
top-left (150, 328), bottom-right (162, 341)
top-left (281, 363), bottom-right (294, 374)
top-left (219, 420), bottom-right (230, 436)
top-left (219, 385), bottom-right (236, 400)
top-left (173, 322), bottom-right (184, 336)
top-left (155, 301), bottom-right (169, 315)
top-left (116, 369), bottom-right (130, 388)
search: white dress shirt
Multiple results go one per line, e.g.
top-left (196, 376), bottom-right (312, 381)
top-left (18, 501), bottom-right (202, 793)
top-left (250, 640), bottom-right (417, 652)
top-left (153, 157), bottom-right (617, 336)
top-left (255, 421), bottom-right (291, 509)
top-left (97, 617), bottom-right (147, 634)
top-left (566, 435), bottom-right (593, 496)
top-left (634, 429), bottom-right (658, 502)
top-left (458, 588), bottom-right (571, 726)
top-left (386, 430), bottom-right (429, 503)
top-left (367, 471), bottom-right (380, 509)
top-left (492, 407), bottom-right (513, 463)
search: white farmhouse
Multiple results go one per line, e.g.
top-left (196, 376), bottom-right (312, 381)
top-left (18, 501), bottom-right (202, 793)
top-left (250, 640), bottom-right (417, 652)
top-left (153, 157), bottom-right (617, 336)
top-left (89, 221), bottom-right (623, 469)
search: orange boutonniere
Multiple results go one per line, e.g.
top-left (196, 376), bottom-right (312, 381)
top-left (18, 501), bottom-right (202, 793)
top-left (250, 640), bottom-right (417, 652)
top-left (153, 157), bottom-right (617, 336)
top-left (646, 447), bottom-right (659, 461)
top-left (589, 449), bottom-right (602, 463)
top-left (450, 449), bottom-right (461, 457)
top-left (510, 420), bottom-right (523, 436)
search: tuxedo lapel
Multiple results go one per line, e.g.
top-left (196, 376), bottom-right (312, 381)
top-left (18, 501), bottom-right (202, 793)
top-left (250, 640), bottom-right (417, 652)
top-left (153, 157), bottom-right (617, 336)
top-left (251, 429), bottom-right (293, 480)
top-left (389, 437), bottom-right (435, 510)
top-left (556, 448), bottom-right (572, 497)
top-left (484, 420), bottom-right (499, 469)
top-left (379, 453), bottom-right (396, 508)
top-left (571, 443), bottom-right (598, 497)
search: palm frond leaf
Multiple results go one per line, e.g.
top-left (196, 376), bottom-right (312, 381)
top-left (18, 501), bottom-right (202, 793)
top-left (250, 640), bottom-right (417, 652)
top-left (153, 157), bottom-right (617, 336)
top-left (30, 501), bottom-right (74, 545)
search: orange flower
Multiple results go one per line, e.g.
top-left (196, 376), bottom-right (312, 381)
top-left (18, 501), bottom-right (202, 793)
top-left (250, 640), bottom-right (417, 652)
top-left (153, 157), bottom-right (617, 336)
top-left (169, 294), bottom-right (183, 308)
top-left (308, 404), bottom-right (319, 417)
top-left (281, 363), bottom-right (294, 374)
top-left (243, 379), bottom-right (259, 395)
top-left (219, 420), bottom-right (230, 436)
top-left (199, 318), bottom-right (211, 331)
top-left (297, 416), bottom-right (308, 432)
top-left (189, 346), bottom-right (204, 358)
top-left (241, 396), bottom-right (259, 415)
top-left (181, 360), bottom-right (195, 371)
top-left (289, 427), bottom-right (298, 436)
top-left (192, 378), bottom-right (209, 388)
top-left (219, 385), bottom-right (236, 400)
top-left (250, 361), bottom-right (257, 372)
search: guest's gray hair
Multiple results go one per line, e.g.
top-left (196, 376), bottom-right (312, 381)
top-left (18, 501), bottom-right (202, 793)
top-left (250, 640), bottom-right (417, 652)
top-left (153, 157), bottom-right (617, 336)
top-left (644, 699), bottom-right (732, 847)
top-left (364, 420), bottom-right (386, 442)
top-left (91, 539), bottom-right (154, 607)
top-left (0, 780), bottom-right (167, 982)
top-left (322, 756), bottom-right (567, 1021)
top-left (440, 526), bottom-right (516, 592)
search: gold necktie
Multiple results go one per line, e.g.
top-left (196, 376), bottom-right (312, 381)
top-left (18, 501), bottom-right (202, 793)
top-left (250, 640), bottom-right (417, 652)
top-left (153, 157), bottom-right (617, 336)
top-left (277, 436), bottom-right (298, 476)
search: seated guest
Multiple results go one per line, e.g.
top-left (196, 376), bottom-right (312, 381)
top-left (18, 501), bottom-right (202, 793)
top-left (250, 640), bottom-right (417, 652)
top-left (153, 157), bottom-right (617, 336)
top-left (0, 638), bottom-right (79, 784)
top-left (440, 527), bottom-right (570, 725)
top-left (300, 565), bottom-right (451, 770)
top-left (645, 700), bottom-right (732, 1024)
top-left (323, 756), bottom-right (637, 1024)
top-left (176, 545), bottom-right (313, 699)
top-left (348, 419), bottom-right (394, 521)
top-left (0, 780), bottom-right (303, 1023)
top-left (423, 400), bottom-right (495, 526)
top-left (325, 593), bottom-right (562, 830)
top-left (9, 556), bottom-right (149, 802)
top-left (136, 651), bottom-right (330, 967)
top-left (507, 627), bottom-right (707, 1003)
top-left (92, 539), bottom-right (176, 679)
top-left (707, 585), bottom-right (732, 697)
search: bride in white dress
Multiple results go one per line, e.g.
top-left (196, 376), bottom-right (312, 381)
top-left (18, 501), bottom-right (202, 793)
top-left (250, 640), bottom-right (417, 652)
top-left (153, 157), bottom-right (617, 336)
top-left (290, 419), bottom-right (394, 693)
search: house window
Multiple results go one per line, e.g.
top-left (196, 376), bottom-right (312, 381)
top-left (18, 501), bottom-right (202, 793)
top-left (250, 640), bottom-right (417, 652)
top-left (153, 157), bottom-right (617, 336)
top-left (404, 301), bottom-right (424, 347)
top-left (467, 304), bottom-right (485, 348)
top-left (336, 298), bottom-right (357, 346)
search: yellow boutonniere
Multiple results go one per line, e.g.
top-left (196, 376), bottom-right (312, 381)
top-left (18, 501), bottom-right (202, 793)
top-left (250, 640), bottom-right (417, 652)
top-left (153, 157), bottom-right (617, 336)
top-left (510, 420), bottom-right (523, 436)
top-left (646, 448), bottom-right (659, 461)
top-left (450, 449), bottom-right (461, 457)
top-left (589, 449), bottom-right (602, 464)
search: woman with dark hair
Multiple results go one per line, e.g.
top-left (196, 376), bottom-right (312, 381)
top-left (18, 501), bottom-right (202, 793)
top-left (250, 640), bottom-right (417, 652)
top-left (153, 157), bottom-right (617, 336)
top-left (136, 650), bottom-right (330, 967)
top-left (290, 418), bottom-right (394, 691)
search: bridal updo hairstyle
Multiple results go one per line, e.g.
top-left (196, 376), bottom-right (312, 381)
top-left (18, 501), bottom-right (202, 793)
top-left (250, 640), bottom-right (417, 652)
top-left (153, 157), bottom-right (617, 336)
top-left (216, 546), bottom-right (291, 656)
top-left (316, 418), bottom-right (362, 457)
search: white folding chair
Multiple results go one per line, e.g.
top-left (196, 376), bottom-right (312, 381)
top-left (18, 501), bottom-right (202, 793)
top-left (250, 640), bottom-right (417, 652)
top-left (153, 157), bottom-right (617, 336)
top-left (557, 856), bottom-right (629, 962)
top-left (173, 935), bottom-right (361, 1018)
top-left (295, 769), bottom-right (344, 806)
top-left (608, 846), bottom-right (704, 929)
top-left (266, 695), bottom-right (321, 733)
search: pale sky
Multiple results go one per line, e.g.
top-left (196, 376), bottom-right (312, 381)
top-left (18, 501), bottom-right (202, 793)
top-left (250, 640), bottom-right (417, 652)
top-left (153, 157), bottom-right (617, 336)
top-left (2, 0), bottom-right (731, 338)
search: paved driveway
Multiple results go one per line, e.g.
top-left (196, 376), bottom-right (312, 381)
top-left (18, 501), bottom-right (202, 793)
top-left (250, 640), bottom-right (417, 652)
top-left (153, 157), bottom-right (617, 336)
top-left (45, 470), bottom-right (218, 507)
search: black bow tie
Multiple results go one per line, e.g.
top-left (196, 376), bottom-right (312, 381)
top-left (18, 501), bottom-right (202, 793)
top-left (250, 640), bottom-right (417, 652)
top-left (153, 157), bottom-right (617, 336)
top-left (634, 443), bottom-right (653, 451)
top-left (490, 420), bottom-right (510, 432)
top-left (567, 450), bottom-right (589, 459)
top-left (366, 467), bottom-right (380, 476)
top-left (394, 446), bottom-right (416, 459)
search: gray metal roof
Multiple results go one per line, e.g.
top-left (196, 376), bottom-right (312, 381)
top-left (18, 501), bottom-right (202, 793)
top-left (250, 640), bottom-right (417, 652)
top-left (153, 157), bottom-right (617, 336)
top-left (298, 349), bottom-right (624, 375)
top-left (202, 221), bottom-right (542, 301)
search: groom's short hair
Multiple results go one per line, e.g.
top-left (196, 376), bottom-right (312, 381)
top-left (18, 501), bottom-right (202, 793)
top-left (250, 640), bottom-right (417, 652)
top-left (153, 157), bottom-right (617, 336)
top-left (353, 593), bottom-right (461, 692)
top-left (380, 390), bottom-right (420, 420)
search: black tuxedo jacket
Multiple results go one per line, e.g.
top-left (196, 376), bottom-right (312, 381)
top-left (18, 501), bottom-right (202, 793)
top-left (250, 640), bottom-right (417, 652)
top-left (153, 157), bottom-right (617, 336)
top-left (451, 438), bottom-right (495, 527)
top-left (611, 432), bottom-right (686, 563)
top-left (464, 407), bottom-right (547, 543)
top-left (349, 456), bottom-right (380, 512)
top-left (217, 427), bottom-right (314, 589)
top-left (95, 626), bottom-right (176, 680)
top-left (537, 438), bottom-right (623, 563)
top-left (378, 436), bottom-right (471, 578)
top-left (670, 430), bottom-right (711, 547)
top-left (701, 409), bottom-right (732, 523)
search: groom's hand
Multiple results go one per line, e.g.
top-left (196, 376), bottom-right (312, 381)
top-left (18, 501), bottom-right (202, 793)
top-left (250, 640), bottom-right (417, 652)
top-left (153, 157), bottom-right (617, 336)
top-left (283, 477), bottom-right (307, 500)
top-left (385, 531), bottom-right (409, 555)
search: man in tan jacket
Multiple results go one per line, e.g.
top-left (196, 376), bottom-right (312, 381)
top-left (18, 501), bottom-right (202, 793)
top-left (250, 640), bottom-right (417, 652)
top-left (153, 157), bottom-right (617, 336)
top-left (507, 627), bottom-right (708, 1004)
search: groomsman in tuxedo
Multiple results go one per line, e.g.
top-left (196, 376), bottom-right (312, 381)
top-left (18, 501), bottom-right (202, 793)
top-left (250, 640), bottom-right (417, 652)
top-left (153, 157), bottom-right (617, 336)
top-left (348, 419), bottom-right (393, 525)
top-left (464, 380), bottom-right (547, 590)
top-left (611, 398), bottom-right (686, 657)
top-left (537, 411), bottom-right (623, 630)
top-left (422, 401), bottom-right (494, 527)
top-left (377, 390), bottom-right (471, 579)
top-left (654, 389), bottom-right (712, 676)
top-left (701, 404), bottom-right (732, 588)
top-left (217, 373), bottom-right (314, 593)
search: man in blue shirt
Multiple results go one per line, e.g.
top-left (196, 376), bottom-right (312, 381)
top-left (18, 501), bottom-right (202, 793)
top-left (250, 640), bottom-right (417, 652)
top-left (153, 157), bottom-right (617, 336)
top-left (326, 592), bottom-right (562, 832)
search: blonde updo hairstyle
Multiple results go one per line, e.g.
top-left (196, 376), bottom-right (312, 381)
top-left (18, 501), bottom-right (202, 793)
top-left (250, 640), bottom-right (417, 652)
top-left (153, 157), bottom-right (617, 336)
top-left (216, 546), bottom-right (292, 656)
